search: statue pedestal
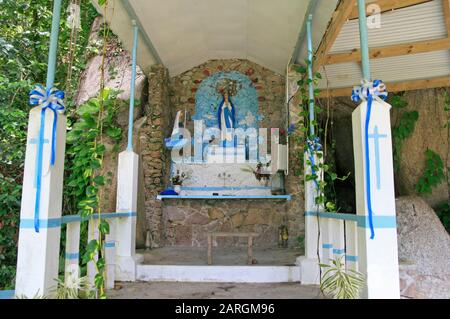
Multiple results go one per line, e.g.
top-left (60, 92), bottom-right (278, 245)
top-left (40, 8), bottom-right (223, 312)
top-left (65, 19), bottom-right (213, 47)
top-left (206, 145), bottom-right (246, 163)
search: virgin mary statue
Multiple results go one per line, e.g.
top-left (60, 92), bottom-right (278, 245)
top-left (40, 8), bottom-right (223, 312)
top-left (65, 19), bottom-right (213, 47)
top-left (217, 91), bottom-right (236, 145)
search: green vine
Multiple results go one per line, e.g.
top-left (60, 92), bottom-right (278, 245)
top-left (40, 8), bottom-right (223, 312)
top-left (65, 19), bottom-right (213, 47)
top-left (391, 94), bottom-right (419, 171)
top-left (294, 61), bottom-right (348, 212)
top-left (415, 149), bottom-right (446, 194)
top-left (63, 0), bottom-right (122, 298)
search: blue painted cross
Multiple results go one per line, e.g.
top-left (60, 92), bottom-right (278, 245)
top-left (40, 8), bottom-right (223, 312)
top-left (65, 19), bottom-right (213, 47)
top-left (29, 138), bottom-right (49, 188)
top-left (368, 125), bottom-right (387, 190)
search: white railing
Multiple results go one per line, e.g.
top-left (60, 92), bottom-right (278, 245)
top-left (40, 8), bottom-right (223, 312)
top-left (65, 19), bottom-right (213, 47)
top-left (63, 211), bottom-right (136, 290)
top-left (305, 211), bottom-right (360, 272)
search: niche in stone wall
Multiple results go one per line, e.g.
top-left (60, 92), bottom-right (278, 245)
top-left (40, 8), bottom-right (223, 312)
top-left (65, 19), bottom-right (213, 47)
top-left (193, 71), bottom-right (262, 129)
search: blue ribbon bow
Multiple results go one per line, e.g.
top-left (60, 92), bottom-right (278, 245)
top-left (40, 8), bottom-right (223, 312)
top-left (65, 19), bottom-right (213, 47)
top-left (29, 85), bottom-right (65, 232)
top-left (306, 136), bottom-right (322, 189)
top-left (351, 80), bottom-right (387, 240)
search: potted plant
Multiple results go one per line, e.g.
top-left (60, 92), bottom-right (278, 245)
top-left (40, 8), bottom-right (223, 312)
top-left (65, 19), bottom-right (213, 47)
top-left (171, 170), bottom-right (187, 194)
top-left (241, 161), bottom-right (272, 186)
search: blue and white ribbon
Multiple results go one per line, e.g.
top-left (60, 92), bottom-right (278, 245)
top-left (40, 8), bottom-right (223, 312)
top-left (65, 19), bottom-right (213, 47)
top-left (29, 85), bottom-right (65, 232)
top-left (351, 80), bottom-right (387, 240)
top-left (306, 136), bottom-right (322, 189)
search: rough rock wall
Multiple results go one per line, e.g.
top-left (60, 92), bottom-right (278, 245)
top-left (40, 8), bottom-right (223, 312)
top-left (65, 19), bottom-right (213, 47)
top-left (152, 59), bottom-right (304, 248)
top-left (324, 87), bottom-right (449, 211)
top-left (392, 88), bottom-right (449, 208)
top-left (162, 200), bottom-right (290, 247)
top-left (138, 65), bottom-right (173, 248)
top-left (396, 196), bottom-right (450, 299)
top-left (171, 59), bottom-right (286, 136)
top-left (75, 16), bottom-right (149, 247)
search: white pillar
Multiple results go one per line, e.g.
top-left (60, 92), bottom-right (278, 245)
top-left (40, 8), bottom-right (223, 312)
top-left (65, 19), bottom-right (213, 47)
top-left (321, 218), bottom-right (333, 266)
top-left (15, 108), bottom-right (66, 298)
top-left (64, 221), bottom-right (81, 287)
top-left (115, 150), bottom-right (141, 281)
top-left (352, 99), bottom-right (400, 299)
top-left (331, 219), bottom-right (345, 264)
top-left (105, 219), bottom-right (116, 289)
top-left (297, 150), bottom-right (323, 284)
top-left (345, 221), bottom-right (359, 272)
top-left (87, 219), bottom-right (99, 287)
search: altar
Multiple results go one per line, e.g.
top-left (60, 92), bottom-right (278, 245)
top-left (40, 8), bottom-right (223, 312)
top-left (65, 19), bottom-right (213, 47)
top-left (160, 71), bottom-right (289, 199)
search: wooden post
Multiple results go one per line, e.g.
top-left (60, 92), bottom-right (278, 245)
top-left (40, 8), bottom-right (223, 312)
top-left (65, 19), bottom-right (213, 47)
top-left (207, 233), bottom-right (213, 265)
top-left (247, 236), bottom-right (253, 265)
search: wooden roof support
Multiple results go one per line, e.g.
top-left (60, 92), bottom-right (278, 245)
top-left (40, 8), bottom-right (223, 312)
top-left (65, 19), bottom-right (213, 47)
top-left (443, 0), bottom-right (450, 36)
top-left (313, 0), bottom-right (356, 72)
top-left (325, 37), bottom-right (450, 64)
top-left (318, 76), bottom-right (450, 98)
top-left (348, 0), bottom-right (432, 20)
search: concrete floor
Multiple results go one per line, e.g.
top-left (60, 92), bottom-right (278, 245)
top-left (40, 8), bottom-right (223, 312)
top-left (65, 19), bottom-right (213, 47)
top-left (138, 246), bottom-right (302, 266)
top-left (108, 282), bottom-right (323, 299)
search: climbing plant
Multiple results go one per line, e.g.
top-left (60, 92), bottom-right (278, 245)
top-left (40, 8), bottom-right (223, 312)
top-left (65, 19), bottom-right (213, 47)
top-left (294, 61), bottom-right (349, 212)
top-left (0, 0), bottom-right (98, 290)
top-left (293, 60), bottom-right (363, 299)
top-left (415, 149), bottom-right (446, 194)
top-left (390, 94), bottom-right (419, 171)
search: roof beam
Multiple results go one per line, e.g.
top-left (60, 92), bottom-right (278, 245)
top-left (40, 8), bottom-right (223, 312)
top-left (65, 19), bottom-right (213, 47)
top-left (318, 76), bottom-right (450, 98)
top-left (348, 0), bottom-right (432, 20)
top-left (290, 0), bottom-right (318, 64)
top-left (443, 0), bottom-right (450, 36)
top-left (325, 37), bottom-right (450, 64)
top-left (314, 0), bottom-right (356, 72)
top-left (121, 0), bottom-right (163, 65)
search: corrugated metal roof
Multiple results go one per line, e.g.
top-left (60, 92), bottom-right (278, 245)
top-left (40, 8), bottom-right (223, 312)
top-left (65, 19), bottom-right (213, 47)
top-left (318, 50), bottom-right (450, 89)
top-left (331, 0), bottom-right (447, 53)
top-left (320, 0), bottom-right (450, 90)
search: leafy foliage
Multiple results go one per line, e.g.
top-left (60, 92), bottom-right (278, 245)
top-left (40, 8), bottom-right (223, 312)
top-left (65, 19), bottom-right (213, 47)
top-left (391, 95), bottom-right (419, 171)
top-left (0, 0), bottom-right (98, 289)
top-left (320, 257), bottom-right (365, 299)
top-left (436, 203), bottom-right (450, 234)
top-left (415, 149), bottom-right (446, 194)
top-left (294, 63), bottom-right (349, 212)
top-left (51, 276), bottom-right (96, 299)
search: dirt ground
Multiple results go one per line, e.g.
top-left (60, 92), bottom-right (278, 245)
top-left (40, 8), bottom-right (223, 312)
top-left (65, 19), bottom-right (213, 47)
top-left (108, 282), bottom-right (323, 299)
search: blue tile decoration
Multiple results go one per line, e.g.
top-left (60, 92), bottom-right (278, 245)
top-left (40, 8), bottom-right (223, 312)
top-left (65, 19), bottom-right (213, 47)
top-left (192, 71), bottom-right (261, 129)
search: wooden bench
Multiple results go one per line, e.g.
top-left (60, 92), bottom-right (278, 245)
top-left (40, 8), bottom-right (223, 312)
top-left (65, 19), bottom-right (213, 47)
top-left (207, 232), bottom-right (259, 265)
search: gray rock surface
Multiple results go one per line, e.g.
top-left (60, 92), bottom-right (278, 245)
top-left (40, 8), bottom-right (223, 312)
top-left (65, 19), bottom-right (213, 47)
top-left (396, 196), bottom-right (450, 298)
top-left (75, 17), bottom-right (147, 107)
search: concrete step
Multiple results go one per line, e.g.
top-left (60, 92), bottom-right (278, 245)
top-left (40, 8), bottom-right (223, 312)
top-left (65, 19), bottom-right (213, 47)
top-left (136, 265), bottom-right (300, 283)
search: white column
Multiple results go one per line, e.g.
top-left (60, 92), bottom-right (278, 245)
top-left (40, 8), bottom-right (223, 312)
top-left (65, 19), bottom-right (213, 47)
top-left (64, 221), bottom-right (81, 287)
top-left (345, 221), bottom-right (359, 272)
top-left (105, 219), bottom-right (116, 289)
top-left (321, 218), bottom-right (333, 267)
top-left (331, 219), bottom-right (345, 264)
top-left (297, 150), bottom-right (323, 284)
top-left (115, 150), bottom-right (142, 281)
top-left (15, 108), bottom-right (66, 298)
top-left (87, 219), bottom-right (99, 287)
top-left (352, 99), bottom-right (400, 299)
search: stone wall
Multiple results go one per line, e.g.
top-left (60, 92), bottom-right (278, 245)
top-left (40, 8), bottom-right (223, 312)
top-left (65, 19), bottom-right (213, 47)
top-left (391, 88), bottom-right (449, 208)
top-left (162, 199), bottom-right (290, 247)
top-left (137, 65), bottom-right (173, 248)
top-left (171, 59), bottom-right (286, 139)
top-left (146, 59), bottom-right (305, 248)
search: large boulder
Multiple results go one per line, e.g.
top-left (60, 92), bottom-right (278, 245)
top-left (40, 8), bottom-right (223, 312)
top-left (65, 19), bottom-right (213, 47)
top-left (392, 88), bottom-right (449, 208)
top-left (75, 17), bottom-right (147, 107)
top-left (396, 196), bottom-right (450, 298)
top-left (74, 17), bottom-right (149, 247)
